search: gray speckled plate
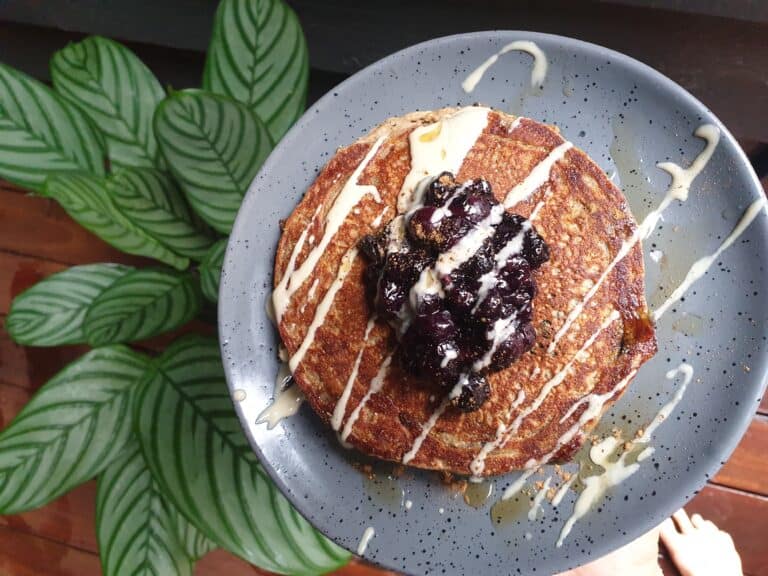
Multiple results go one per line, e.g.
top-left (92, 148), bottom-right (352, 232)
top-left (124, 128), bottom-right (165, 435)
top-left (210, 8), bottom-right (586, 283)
top-left (219, 31), bottom-right (768, 575)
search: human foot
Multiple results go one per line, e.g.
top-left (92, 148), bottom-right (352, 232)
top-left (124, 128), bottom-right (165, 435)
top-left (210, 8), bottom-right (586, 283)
top-left (660, 509), bottom-right (743, 576)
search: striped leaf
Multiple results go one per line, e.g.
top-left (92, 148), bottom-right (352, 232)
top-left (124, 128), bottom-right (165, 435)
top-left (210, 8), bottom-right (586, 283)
top-left (199, 238), bottom-right (227, 302)
top-left (134, 336), bottom-right (351, 574)
top-left (0, 62), bottom-right (105, 192)
top-left (97, 441), bottom-right (194, 576)
top-left (51, 36), bottom-right (166, 169)
top-left (154, 90), bottom-right (272, 234)
top-left (43, 173), bottom-right (189, 270)
top-left (170, 509), bottom-right (217, 561)
top-left (108, 167), bottom-right (215, 261)
top-left (203, 0), bottom-right (309, 142)
top-left (83, 267), bottom-right (202, 346)
top-left (0, 346), bottom-right (149, 514)
top-left (6, 263), bottom-right (132, 346)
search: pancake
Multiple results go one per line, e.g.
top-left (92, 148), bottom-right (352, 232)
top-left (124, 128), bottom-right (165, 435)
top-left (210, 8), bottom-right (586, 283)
top-left (272, 106), bottom-right (657, 477)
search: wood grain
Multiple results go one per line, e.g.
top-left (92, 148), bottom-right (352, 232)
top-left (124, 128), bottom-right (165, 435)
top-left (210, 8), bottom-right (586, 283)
top-left (713, 417), bottom-right (768, 495)
top-left (0, 251), bottom-right (66, 315)
top-left (0, 525), bottom-right (101, 576)
top-left (0, 325), bottom-right (88, 391)
top-left (0, 187), bottom-right (148, 267)
top-left (0, 482), bottom-right (98, 556)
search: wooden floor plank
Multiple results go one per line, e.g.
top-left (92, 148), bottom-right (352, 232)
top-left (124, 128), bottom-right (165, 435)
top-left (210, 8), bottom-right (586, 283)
top-left (0, 320), bottom-right (90, 392)
top-left (0, 482), bottom-right (98, 556)
top-left (0, 188), bottom-right (148, 266)
top-left (0, 251), bottom-right (66, 315)
top-left (685, 485), bottom-right (768, 576)
top-left (713, 416), bottom-right (768, 496)
top-left (0, 525), bottom-right (101, 576)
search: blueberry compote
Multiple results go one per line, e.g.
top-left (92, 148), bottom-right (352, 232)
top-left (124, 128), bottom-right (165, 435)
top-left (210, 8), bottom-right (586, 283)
top-left (359, 172), bottom-right (549, 412)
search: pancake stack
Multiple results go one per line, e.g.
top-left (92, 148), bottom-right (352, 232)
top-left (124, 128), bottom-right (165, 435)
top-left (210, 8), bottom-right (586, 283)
top-left (272, 107), bottom-right (656, 477)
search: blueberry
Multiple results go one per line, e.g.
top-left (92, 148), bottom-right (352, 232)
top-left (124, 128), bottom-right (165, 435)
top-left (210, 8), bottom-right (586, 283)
top-left (492, 213), bottom-right (526, 252)
top-left (443, 275), bottom-right (478, 317)
top-left (498, 256), bottom-right (531, 291)
top-left (523, 227), bottom-right (550, 268)
top-left (424, 172), bottom-right (457, 206)
top-left (489, 323), bottom-right (537, 372)
top-left (359, 233), bottom-right (386, 267)
top-left (452, 192), bottom-right (493, 223)
top-left (453, 373), bottom-right (491, 412)
top-left (400, 310), bottom-right (461, 385)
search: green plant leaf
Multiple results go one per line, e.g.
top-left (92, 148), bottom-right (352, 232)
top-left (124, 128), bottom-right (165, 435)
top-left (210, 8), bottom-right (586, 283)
top-left (199, 238), bottom-right (227, 302)
top-left (43, 173), bottom-right (189, 270)
top-left (154, 90), bottom-right (272, 234)
top-left (6, 263), bottom-right (132, 346)
top-left (51, 36), bottom-right (166, 169)
top-left (203, 0), bottom-right (309, 142)
top-left (0, 346), bottom-right (149, 514)
top-left (97, 441), bottom-right (194, 576)
top-left (83, 267), bottom-right (202, 346)
top-left (170, 508), bottom-right (217, 561)
top-left (0, 62), bottom-right (105, 192)
top-left (134, 336), bottom-right (350, 574)
top-left (108, 167), bottom-right (214, 261)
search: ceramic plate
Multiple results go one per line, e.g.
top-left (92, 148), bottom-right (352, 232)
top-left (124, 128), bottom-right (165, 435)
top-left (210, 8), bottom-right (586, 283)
top-left (219, 31), bottom-right (768, 575)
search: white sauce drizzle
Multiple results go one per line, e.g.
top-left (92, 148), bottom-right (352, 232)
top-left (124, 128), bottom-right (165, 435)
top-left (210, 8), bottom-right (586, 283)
top-left (653, 197), bottom-right (766, 321)
top-left (307, 278), bottom-right (320, 301)
top-left (473, 310), bottom-right (621, 477)
top-left (548, 124), bottom-right (720, 354)
top-left (357, 527), bottom-right (375, 555)
top-left (528, 476), bottom-right (552, 520)
top-left (371, 206), bottom-right (389, 228)
top-left (500, 367), bottom-right (638, 500)
top-left (504, 142), bottom-right (572, 209)
top-left (551, 475), bottom-right (578, 507)
top-left (289, 248), bottom-right (358, 372)
top-left (331, 314), bottom-right (378, 431)
top-left (340, 352), bottom-right (394, 442)
top-left (556, 363), bottom-right (694, 547)
top-left (256, 363), bottom-right (305, 429)
top-left (462, 40), bottom-right (548, 93)
top-left (398, 107), bottom-right (490, 213)
top-left (473, 312), bottom-right (520, 372)
top-left (272, 136), bottom-right (385, 322)
top-left (272, 204), bottom-right (322, 322)
top-left (402, 396), bottom-right (450, 464)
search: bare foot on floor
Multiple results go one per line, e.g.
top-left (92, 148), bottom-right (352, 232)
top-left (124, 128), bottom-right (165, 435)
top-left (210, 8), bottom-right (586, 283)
top-left (660, 509), bottom-right (743, 576)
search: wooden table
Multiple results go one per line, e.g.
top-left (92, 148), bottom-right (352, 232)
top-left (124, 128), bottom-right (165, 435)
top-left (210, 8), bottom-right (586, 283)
top-left (1, 2), bottom-right (767, 574)
top-left (1, 163), bottom-right (767, 576)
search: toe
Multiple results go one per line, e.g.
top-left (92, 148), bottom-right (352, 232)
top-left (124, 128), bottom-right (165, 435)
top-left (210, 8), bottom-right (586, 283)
top-left (673, 509), bottom-right (694, 534)
top-left (691, 513), bottom-right (706, 529)
top-left (660, 517), bottom-right (680, 546)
